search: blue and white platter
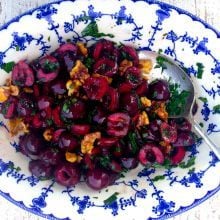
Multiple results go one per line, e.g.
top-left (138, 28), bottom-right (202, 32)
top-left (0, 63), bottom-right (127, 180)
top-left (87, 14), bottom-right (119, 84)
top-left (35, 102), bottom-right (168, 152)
top-left (0, 0), bottom-right (219, 219)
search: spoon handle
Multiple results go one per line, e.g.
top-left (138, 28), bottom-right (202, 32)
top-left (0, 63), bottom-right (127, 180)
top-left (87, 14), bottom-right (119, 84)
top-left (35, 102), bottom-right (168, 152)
top-left (192, 119), bottom-right (220, 159)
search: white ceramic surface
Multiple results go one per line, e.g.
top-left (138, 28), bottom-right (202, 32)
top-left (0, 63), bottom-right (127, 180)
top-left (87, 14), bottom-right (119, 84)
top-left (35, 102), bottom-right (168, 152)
top-left (0, 0), bottom-right (219, 219)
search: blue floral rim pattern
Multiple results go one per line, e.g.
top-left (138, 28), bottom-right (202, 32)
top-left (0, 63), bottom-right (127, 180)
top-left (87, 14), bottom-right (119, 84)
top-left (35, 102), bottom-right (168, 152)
top-left (0, 0), bottom-right (219, 219)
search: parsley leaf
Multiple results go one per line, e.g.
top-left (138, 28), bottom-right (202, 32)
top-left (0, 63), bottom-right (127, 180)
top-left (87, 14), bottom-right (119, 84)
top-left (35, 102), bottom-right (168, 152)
top-left (178, 156), bottom-right (195, 169)
top-left (1, 61), bottom-right (15, 73)
top-left (84, 57), bottom-right (94, 69)
top-left (104, 192), bottom-right (119, 205)
top-left (213, 104), bottom-right (220, 114)
top-left (196, 62), bottom-right (204, 79)
top-left (198, 97), bottom-right (208, 103)
top-left (82, 21), bottom-right (114, 38)
top-left (154, 55), bottom-right (172, 73)
top-left (166, 83), bottom-right (190, 116)
top-left (152, 175), bottom-right (165, 182)
top-left (128, 132), bottom-right (138, 154)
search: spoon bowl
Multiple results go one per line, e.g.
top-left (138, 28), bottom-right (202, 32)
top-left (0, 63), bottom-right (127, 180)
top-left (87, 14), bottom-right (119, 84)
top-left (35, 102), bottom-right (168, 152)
top-left (139, 50), bottom-right (220, 159)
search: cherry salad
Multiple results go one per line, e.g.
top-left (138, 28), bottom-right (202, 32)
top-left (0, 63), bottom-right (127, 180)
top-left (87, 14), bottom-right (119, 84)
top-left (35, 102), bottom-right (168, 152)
top-left (0, 40), bottom-right (195, 190)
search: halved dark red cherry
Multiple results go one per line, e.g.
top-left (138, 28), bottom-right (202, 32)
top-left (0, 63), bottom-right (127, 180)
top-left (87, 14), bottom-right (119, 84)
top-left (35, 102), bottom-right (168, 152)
top-left (118, 82), bottom-right (133, 93)
top-left (119, 45), bottom-right (139, 66)
top-left (36, 55), bottom-right (60, 82)
top-left (160, 122), bottom-right (177, 143)
top-left (170, 146), bottom-right (186, 165)
top-left (55, 43), bottom-right (77, 72)
top-left (96, 137), bottom-right (118, 148)
top-left (61, 99), bottom-right (86, 120)
top-left (170, 118), bottom-right (192, 132)
top-left (0, 96), bottom-right (18, 119)
top-left (93, 39), bottom-right (115, 60)
top-left (136, 80), bottom-right (149, 96)
top-left (52, 106), bottom-right (64, 127)
top-left (124, 66), bottom-right (142, 88)
top-left (12, 61), bottom-right (34, 87)
top-left (173, 132), bottom-right (195, 147)
top-left (71, 124), bottom-right (90, 136)
top-left (30, 113), bottom-right (46, 129)
top-left (107, 113), bottom-right (130, 137)
top-left (121, 93), bottom-right (139, 116)
top-left (138, 143), bottom-right (164, 165)
top-left (54, 163), bottom-right (80, 187)
top-left (93, 57), bottom-right (118, 77)
top-left (83, 76), bottom-right (109, 100)
top-left (103, 87), bottom-right (119, 112)
top-left (17, 94), bottom-right (35, 117)
top-left (92, 106), bottom-right (107, 125)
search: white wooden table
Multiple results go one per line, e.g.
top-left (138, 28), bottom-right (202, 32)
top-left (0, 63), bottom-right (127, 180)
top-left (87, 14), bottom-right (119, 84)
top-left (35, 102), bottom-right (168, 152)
top-left (0, 0), bottom-right (219, 219)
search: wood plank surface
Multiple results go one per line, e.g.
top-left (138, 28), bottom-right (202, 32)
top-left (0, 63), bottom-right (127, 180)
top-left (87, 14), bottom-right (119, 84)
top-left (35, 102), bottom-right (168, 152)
top-left (0, 0), bottom-right (219, 219)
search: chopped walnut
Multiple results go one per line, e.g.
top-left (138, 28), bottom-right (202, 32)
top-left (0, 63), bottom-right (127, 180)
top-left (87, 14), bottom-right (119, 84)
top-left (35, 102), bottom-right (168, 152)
top-left (66, 79), bottom-right (82, 96)
top-left (139, 59), bottom-right (153, 80)
top-left (70, 60), bottom-right (89, 82)
top-left (77, 42), bottom-right (88, 56)
top-left (0, 84), bottom-right (19, 102)
top-left (119, 59), bottom-right (133, 75)
top-left (43, 129), bottom-right (53, 141)
top-left (23, 87), bottom-right (33, 93)
top-left (81, 132), bottom-right (101, 154)
top-left (136, 111), bottom-right (150, 129)
top-left (9, 85), bottom-right (19, 96)
top-left (140, 97), bottom-right (152, 108)
top-left (152, 101), bottom-right (168, 121)
top-left (0, 87), bottom-right (10, 102)
top-left (8, 118), bottom-right (29, 136)
top-left (92, 73), bottom-right (112, 84)
top-left (65, 152), bottom-right (78, 163)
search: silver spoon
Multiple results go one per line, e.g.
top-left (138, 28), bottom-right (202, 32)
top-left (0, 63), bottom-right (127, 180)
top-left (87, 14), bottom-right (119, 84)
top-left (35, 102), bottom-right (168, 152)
top-left (139, 50), bottom-right (220, 159)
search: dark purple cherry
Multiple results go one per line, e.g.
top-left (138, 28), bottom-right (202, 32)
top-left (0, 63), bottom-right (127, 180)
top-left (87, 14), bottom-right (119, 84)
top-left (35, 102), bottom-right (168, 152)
top-left (19, 133), bottom-right (46, 156)
top-left (54, 163), bottom-right (80, 187)
top-left (29, 160), bottom-right (53, 179)
top-left (58, 132), bottom-right (79, 151)
top-left (86, 168), bottom-right (112, 190)
top-left (148, 79), bottom-right (170, 101)
top-left (121, 157), bottom-right (139, 169)
top-left (40, 148), bottom-right (62, 165)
